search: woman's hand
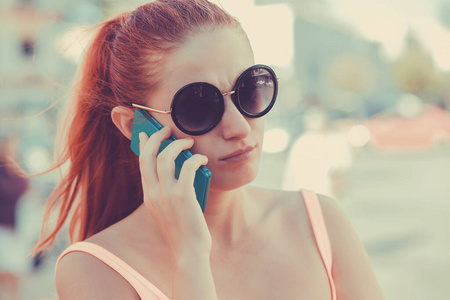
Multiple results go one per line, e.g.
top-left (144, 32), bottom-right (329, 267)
top-left (138, 127), bottom-right (212, 259)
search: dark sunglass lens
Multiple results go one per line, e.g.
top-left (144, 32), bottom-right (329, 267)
top-left (238, 67), bottom-right (275, 115)
top-left (173, 83), bottom-right (222, 133)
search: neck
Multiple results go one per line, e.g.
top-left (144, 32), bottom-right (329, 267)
top-left (204, 186), bottom-right (251, 248)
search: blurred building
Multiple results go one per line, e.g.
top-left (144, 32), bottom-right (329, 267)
top-left (256, 0), bottom-right (399, 139)
top-left (439, 0), bottom-right (450, 29)
top-left (0, 0), bottom-right (102, 174)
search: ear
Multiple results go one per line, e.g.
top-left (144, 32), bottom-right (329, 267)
top-left (111, 106), bottom-right (134, 140)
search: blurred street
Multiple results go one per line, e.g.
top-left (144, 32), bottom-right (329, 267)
top-left (339, 146), bottom-right (450, 300)
top-left (19, 145), bottom-right (450, 300)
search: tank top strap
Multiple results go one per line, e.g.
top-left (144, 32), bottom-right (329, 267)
top-left (55, 241), bottom-right (169, 300)
top-left (300, 189), bottom-right (337, 300)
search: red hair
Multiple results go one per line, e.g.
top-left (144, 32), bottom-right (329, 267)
top-left (32, 0), bottom-right (244, 256)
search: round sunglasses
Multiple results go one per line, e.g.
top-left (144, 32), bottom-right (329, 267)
top-left (132, 64), bottom-right (278, 135)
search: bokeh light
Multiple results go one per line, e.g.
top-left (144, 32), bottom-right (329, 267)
top-left (262, 128), bottom-right (290, 153)
top-left (347, 124), bottom-right (371, 147)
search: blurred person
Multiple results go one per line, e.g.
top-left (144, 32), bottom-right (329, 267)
top-left (283, 108), bottom-right (353, 198)
top-left (30, 1), bottom-right (384, 299)
top-left (0, 137), bottom-right (29, 300)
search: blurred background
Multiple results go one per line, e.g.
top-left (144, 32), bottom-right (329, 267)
top-left (1, 0), bottom-right (449, 299)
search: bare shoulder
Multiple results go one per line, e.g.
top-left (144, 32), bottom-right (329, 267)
top-left (246, 185), bottom-right (305, 213)
top-left (313, 193), bottom-right (364, 258)
top-left (55, 224), bottom-right (139, 300)
top-left (313, 193), bottom-right (361, 255)
top-left (314, 193), bottom-right (386, 300)
top-left (315, 193), bottom-right (345, 227)
top-left (55, 248), bottom-right (140, 300)
top-left (250, 187), bottom-right (384, 298)
top-left (246, 186), bottom-right (341, 221)
top-left (246, 186), bottom-right (310, 230)
top-left (246, 185), bottom-right (304, 204)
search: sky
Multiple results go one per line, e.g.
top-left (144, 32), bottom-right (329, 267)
top-left (210, 0), bottom-right (294, 67)
top-left (211, 0), bottom-right (450, 70)
top-left (329, 0), bottom-right (450, 69)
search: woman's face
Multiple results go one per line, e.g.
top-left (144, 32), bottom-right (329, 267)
top-left (145, 28), bottom-right (264, 191)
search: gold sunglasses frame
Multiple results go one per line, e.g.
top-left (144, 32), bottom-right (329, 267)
top-left (131, 90), bottom-right (236, 115)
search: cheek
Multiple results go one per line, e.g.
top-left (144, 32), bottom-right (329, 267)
top-left (156, 114), bottom-right (191, 140)
top-left (185, 135), bottom-right (211, 157)
top-left (149, 113), bottom-right (174, 132)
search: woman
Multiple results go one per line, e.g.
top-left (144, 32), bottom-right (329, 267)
top-left (32, 0), bottom-right (385, 299)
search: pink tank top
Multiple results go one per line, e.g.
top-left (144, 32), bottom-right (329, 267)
top-left (55, 189), bottom-right (336, 299)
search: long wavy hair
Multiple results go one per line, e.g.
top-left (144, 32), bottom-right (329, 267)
top-left (31, 0), bottom-right (245, 256)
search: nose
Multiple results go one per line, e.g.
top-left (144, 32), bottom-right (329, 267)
top-left (219, 95), bottom-right (251, 140)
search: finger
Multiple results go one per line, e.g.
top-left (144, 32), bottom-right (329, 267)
top-left (139, 127), bottom-right (172, 186)
top-left (177, 154), bottom-right (208, 188)
top-left (156, 138), bottom-right (195, 190)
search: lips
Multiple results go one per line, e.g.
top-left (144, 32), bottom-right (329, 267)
top-left (219, 145), bottom-right (256, 161)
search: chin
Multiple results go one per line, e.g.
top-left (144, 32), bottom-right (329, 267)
top-left (209, 161), bottom-right (260, 191)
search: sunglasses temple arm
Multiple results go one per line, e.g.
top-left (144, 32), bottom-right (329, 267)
top-left (131, 103), bottom-right (172, 114)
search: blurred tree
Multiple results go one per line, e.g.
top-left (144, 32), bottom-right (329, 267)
top-left (435, 71), bottom-right (450, 110)
top-left (101, 0), bottom-right (148, 18)
top-left (325, 54), bottom-right (375, 118)
top-left (327, 54), bottom-right (375, 93)
top-left (438, 0), bottom-right (450, 29)
top-left (391, 29), bottom-right (440, 96)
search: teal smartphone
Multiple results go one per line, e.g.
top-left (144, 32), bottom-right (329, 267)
top-left (130, 108), bottom-right (211, 212)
